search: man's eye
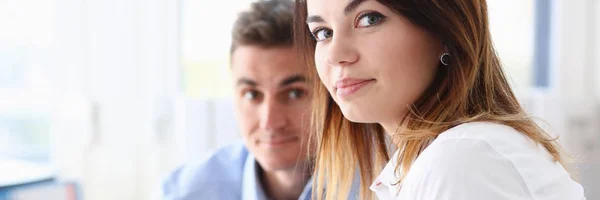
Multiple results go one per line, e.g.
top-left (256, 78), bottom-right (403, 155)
top-left (243, 90), bottom-right (260, 100)
top-left (288, 89), bottom-right (305, 100)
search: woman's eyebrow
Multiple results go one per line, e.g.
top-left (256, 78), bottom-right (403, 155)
top-left (306, 15), bottom-right (325, 23)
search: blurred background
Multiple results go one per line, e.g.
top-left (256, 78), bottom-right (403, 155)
top-left (0, 0), bottom-right (598, 199)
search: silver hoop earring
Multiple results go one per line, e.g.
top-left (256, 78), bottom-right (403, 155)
top-left (440, 53), bottom-right (450, 66)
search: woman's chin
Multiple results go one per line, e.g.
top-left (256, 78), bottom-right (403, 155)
top-left (339, 108), bottom-right (377, 124)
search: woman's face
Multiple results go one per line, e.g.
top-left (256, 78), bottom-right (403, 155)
top-left (306, 0), bottom-right (444, 130)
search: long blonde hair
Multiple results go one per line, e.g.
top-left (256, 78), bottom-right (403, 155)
top-left (293, 0), bottom-right (568, 199)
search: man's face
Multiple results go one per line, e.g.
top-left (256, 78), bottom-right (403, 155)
top-left (231, 45), bottom-right (311, 171)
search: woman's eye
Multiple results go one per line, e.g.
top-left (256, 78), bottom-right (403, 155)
top-left (288, 89), bottom-right (305, 100)
top-left (356, 12), bottom-right (385, 28)
top-left (312, 28), bottom-right (333, 42)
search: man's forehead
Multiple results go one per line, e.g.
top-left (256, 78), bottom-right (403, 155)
top-left (232, 62), bottom-right (306, 85)
top-left (231, 45), bottom-right (297, 65)
top-left (231, 45), bottom-right (306, 87)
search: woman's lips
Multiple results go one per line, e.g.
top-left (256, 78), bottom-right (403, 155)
top-left (334, 78), bottom-right (375, 98)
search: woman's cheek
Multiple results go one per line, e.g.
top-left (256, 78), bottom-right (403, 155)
top-left (314, 48), bottom-right (331, 89)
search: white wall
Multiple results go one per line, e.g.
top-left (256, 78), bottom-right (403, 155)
top-left (51, 0), bottom-right (180, 199)
top-left (552, 0), bottom-right (600, 198)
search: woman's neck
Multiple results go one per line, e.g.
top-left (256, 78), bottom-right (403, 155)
top-left (381, 119), bottom-right (407, 136)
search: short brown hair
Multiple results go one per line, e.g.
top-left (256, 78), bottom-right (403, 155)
top-left (230, 0), bottom-right (294, 55)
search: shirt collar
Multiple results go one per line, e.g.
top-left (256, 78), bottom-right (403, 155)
top-left (242, 154), bottom-right (269, 200)
top-left (298, 176), bottom-right (313, 200)
top-left (241, 154), bottom-right (314, 200)
top-left (370, 149), bottom-right (403, 198)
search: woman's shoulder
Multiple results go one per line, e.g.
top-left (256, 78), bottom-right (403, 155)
top-left (432, 122), bottom-right (551, 158)
top-left (436, 121), bottom-right (530, 144)
top-left (415, 121), bottom-right (540, 173)
top-left (425, 121), bottom-right (560, 177)
top-left (401, 122), bottom-right (584, 199)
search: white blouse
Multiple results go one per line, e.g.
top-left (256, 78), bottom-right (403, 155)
top-left (370, 122), bottom-right (586, 200)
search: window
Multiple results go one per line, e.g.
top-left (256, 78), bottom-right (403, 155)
top-left (181, 0), bottom-right (253, 98)
top-left (177, 0), bottom-right (254, 156)
top-left (0, 0), bottom-right (58, 162)
top-left (488, 0), bottom-right (539, 88)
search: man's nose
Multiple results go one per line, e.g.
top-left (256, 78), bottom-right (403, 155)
top-left (259, 99), bottom-right (287, 131)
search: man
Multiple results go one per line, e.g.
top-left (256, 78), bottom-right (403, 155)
top-left (162, 0), bottom-right (314, 199)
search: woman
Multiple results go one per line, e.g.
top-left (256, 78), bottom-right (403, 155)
top-left (294, 0), bottom-right (586, 199)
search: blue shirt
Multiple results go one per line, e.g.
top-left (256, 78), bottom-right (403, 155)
top-left (162, 143), bottom-right (313, 200)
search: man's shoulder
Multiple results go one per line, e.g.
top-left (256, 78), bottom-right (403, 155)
top-left (162, 143), bottom-right (249, 199)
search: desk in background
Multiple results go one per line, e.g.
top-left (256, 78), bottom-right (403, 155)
top-left (0, 159), bottom-right (79, 200)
